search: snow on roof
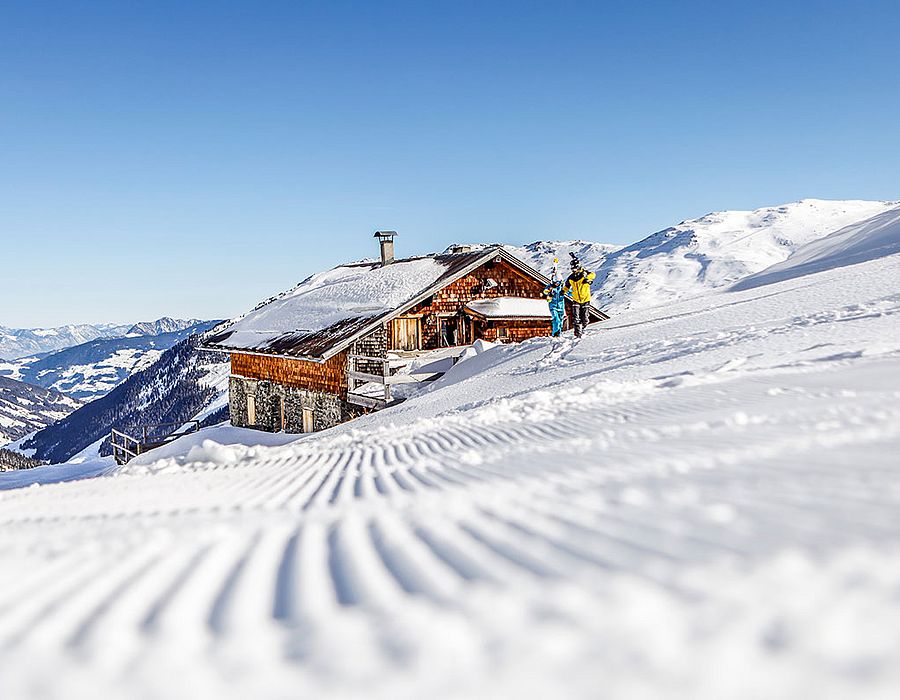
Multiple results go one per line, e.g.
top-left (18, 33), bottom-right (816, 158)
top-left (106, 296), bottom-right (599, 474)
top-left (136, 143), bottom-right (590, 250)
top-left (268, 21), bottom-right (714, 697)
top-left (204, 247), bottom-right (537, 360)
top-left (465, 297), bottom-right (551, 319)
top-left (213, 257), bottom-right (445, 345)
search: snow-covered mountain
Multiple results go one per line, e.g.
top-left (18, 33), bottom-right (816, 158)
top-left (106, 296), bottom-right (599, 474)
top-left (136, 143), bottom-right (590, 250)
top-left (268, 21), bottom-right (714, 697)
top-left (0, 318), bottom-right (205, 360)
top-left (506, 198), bottom-right (898, 312)
top-left (2, 202), bottom-right (899, 698)
top-left (0, 324), bottom-right (113, 360)
top-left (0, 376), bottom-right (81, 444)
top-left (733, 204), bottom-right (900, 291)
top-left (0, 321), bottom-right (218, 402)
top-left (124, 317), bottom-right (204, 337)
top-left (20, 333), bottom-right (229, 464)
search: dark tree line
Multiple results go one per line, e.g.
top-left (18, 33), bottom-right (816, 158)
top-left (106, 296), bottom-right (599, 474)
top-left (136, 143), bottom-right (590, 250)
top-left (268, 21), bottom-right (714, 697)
top-left (0, 448), bottom-right (45, 470)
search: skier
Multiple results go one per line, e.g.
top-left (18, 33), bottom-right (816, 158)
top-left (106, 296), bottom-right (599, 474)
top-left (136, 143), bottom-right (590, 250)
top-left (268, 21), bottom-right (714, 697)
top-left (541, 278), bottom-right (566, 337)
top-left (563, 252), bottom-right (596, 338)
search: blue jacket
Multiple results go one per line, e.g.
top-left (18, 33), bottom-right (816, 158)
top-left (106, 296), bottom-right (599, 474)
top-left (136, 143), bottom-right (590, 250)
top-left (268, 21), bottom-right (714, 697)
top-left (542, 282), bottom-right (566, 313)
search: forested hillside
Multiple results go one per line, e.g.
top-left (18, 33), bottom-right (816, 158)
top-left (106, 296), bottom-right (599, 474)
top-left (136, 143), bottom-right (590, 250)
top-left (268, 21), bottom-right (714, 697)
top-left (22, 335), bottom-right (228, 463)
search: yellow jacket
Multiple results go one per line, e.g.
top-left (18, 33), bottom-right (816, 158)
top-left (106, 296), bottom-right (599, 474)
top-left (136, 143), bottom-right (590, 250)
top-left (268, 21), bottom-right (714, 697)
top-left (564, 270), bottom-right (596, 304)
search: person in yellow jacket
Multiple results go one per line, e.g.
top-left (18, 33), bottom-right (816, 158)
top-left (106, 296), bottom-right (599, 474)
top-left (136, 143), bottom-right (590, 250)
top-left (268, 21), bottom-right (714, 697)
top-left (563, 253), bottom-right (596, 338)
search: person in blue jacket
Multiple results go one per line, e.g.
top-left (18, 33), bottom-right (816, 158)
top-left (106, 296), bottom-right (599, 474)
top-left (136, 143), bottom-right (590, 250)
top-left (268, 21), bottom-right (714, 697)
top-left (541, 279), bottom-right (566, 337)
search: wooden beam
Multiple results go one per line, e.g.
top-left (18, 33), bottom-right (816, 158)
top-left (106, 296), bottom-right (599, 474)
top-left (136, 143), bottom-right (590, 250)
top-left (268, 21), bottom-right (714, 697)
top-left (348, 354), bottom-right (388, 364)
top-left (346, 393), bottom-right (385, 409)
top-left (348, 370), bottom-right (386, 385)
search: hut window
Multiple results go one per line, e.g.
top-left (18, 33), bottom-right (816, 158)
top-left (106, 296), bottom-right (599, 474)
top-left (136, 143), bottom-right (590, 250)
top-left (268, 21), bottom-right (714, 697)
top-left (247, 395), bottom-right (257, 426)
top-left (497, 327), bottom-right (509, 339)
top-left (302, 407), bottom-right (315, 433)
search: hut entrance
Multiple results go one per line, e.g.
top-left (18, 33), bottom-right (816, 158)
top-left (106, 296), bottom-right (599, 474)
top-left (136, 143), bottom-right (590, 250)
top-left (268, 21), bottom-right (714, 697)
top-left (440, 316), bottom-right (470, 347)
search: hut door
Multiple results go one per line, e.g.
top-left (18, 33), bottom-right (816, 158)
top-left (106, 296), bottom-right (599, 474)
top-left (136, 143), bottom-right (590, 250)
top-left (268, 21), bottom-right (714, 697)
top-left (302, 407), bottom-right (315, 433)
top-left (392, 317), bottom-right (420, 350)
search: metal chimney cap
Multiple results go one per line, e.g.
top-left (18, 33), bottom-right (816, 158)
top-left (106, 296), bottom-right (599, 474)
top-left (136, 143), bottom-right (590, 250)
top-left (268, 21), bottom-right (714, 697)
top-left (374, 230), bottom-right (398, 239)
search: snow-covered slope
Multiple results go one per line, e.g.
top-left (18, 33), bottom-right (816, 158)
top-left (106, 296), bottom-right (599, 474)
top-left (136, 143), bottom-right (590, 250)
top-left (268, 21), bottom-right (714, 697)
top-left (0, 318), bottom-right (205, 360)
top-left (506, 199), bottom-right (897, 313)
top-left (1, 230), bottom-right (899, 698)
top-left (0, 376), bottom-right (81, 444)
top-left (504, 239), bottom-right (623, 277)
top-left (19, 333), bottom-right (229, 464)
top-left (0, 321), bottom-right (217, 402)
top-left (733, 204), bottom-right (900, 291)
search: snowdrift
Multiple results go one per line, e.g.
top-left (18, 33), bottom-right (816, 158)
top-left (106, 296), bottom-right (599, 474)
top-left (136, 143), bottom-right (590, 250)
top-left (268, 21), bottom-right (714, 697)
top-left (733, 205), bottom-right (900, 291)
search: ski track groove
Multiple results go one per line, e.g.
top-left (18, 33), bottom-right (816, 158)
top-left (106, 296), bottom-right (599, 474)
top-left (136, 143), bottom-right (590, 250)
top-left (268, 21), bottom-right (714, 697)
top-left (2, 307), bottom-right (900, 690)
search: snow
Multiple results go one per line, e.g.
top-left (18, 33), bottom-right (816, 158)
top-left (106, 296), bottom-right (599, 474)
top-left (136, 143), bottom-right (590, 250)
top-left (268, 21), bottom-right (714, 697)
top-left (0, 438), bottom-right (113, 490)
top-left (508, 199), bottom-right (898, 314)
top-left (215, 257), bottom-right (448, 350)
top-left (1, 216), bottom-right (900, 697)
top-left (465, 296), bottom-right (551, 318)
top-left (733, 205), bottom-right (900, 291)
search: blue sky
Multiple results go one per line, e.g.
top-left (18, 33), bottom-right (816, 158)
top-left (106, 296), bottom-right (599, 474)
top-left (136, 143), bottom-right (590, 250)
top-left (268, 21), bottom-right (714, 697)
top-left (1, 1), bottom-right (898, 327)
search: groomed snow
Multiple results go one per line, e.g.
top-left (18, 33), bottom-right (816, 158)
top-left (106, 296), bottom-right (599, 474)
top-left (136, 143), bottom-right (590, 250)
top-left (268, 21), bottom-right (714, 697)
top-left (1, 239), bottom-right (900, 698)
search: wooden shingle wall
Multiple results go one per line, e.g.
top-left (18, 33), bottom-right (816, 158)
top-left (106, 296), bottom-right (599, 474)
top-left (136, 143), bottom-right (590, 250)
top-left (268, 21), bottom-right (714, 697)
top-left (231, 350), bottom-right (349, 398)
top-left (391, 258), bottom-right (548, 350)
top-left (478, 319), bottom-right (552, 343)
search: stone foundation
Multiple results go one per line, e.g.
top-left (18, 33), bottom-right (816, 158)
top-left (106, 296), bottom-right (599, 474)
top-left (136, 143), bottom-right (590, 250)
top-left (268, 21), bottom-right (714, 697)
top-left (229, 375), bottom-right (361, 433)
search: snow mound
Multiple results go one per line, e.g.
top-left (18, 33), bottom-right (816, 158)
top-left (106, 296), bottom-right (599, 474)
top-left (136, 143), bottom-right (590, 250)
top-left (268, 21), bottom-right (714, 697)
top-left (732, 205), bottom-right (900, 291)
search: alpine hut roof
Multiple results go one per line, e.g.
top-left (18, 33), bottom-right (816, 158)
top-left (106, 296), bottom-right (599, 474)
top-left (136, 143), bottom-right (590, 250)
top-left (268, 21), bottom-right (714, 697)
top-left (202, 245), bottom-right (607, 362)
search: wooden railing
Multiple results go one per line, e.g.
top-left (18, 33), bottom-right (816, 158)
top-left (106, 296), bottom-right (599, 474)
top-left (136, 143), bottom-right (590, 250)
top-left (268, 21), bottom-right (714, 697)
top-left (110, 420), bottom-right (200, 465)
top-left (346, 353), bottom-right (392, 408)
top-left (346, 347), bottom-right (463, 410)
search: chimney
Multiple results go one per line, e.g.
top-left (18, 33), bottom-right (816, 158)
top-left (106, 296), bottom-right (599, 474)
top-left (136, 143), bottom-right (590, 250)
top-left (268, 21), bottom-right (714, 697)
top-left (374, 230), bottom-right (397, 266)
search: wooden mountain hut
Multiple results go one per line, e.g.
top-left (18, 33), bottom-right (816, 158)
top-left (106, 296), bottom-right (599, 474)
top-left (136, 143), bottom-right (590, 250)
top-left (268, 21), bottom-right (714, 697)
top-left (202, 233), bottom-right (608, 433)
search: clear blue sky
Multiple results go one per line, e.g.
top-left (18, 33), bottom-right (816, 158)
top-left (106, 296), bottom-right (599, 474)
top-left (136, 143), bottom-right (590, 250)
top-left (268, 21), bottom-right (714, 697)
top-left (1, 1), bottom-right (898, 327)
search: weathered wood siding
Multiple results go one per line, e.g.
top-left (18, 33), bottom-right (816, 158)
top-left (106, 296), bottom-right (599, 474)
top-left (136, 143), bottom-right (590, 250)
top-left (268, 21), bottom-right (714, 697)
top-left (231, 351), bottom-right (350, 398)
top-left (389, 258), bottom-right (549, 350)
top-left (477, 319), bottom-right (552, 343)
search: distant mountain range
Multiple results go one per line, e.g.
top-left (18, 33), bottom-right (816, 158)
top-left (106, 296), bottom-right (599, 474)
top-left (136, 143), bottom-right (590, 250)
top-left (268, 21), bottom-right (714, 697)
top-left (20, 334), bottom-right (229, 464)
top-left (0, 317), bottom-right (203, 360)
top-left (0, 376), bottom-right (82, 445)
top-left (0, 321), bottom-right (218, 402)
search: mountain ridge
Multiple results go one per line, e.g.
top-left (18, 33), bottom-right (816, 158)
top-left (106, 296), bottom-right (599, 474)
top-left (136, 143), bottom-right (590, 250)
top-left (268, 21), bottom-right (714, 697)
top-left (505, 198), bottom-right (898, 312)
top-left (0, 317), bottom-right (206, 360)
top-left (0, 321), bottom-right (219, 402)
